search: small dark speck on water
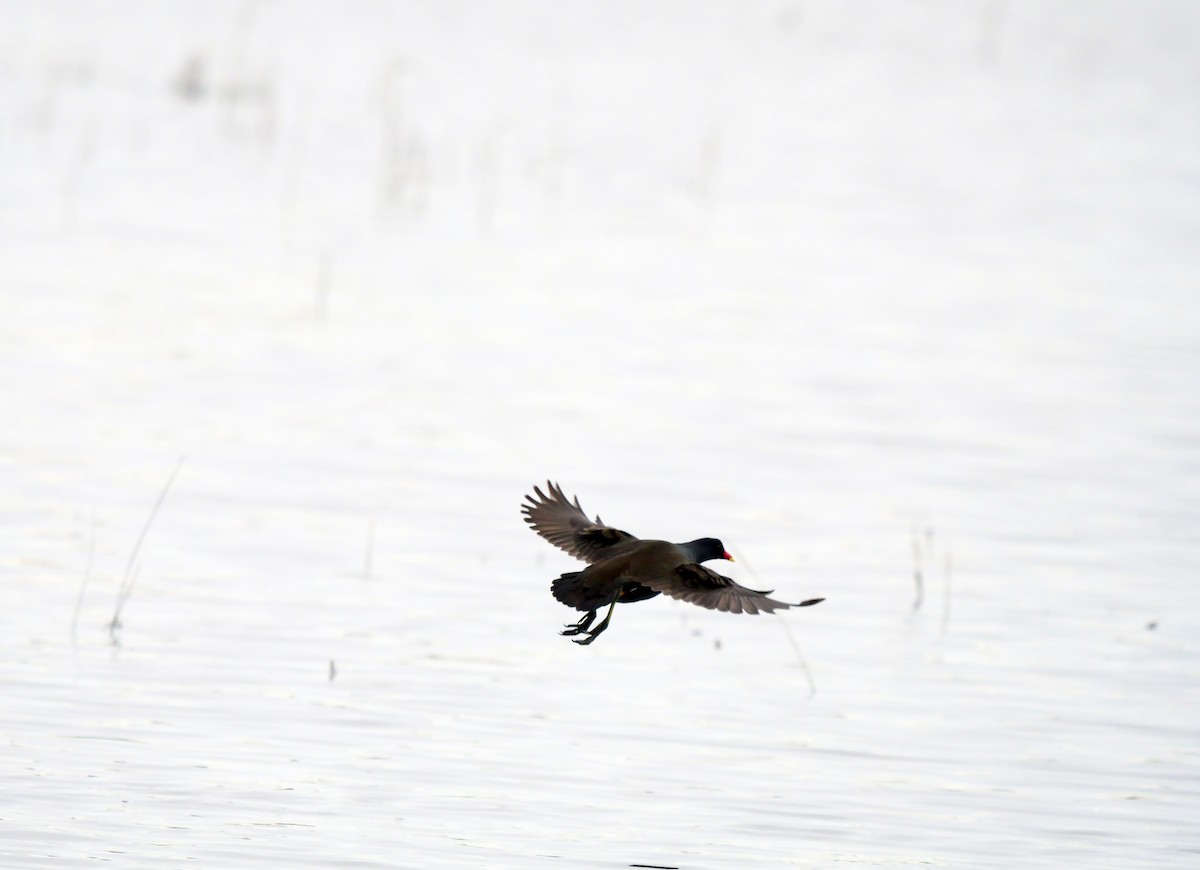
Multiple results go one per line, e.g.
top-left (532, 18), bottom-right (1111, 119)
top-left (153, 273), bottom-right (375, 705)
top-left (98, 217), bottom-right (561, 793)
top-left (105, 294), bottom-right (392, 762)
top-left (630, 865), bottom-right (679, 869)
top-left (714, 638), bottom-right (721, 650)
top-left (1146, 621), bottom-right (1158, 630)
top-left (329, 660), bottom-right (337, 681)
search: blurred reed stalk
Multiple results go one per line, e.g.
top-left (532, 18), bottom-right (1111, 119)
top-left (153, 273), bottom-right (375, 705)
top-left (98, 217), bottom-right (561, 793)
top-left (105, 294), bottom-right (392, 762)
top-left (108, 457), bottom-right (185, 645)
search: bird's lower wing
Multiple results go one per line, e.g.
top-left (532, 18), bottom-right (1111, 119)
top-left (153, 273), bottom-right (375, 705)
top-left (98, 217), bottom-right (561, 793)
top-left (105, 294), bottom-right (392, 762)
top-left (646, 563), bottom-right (824, 615)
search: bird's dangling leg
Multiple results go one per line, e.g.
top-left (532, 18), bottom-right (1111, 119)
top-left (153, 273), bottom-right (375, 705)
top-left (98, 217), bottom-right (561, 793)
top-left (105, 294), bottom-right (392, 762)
top-left (561, 609), bottom-right (597, 636)
top-left (572, 594), bottom-right (619, 645)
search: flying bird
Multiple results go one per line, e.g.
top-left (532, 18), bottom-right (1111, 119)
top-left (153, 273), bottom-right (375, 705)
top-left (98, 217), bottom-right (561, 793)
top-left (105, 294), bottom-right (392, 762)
top-left (522, 481), bottom-right (824, 645)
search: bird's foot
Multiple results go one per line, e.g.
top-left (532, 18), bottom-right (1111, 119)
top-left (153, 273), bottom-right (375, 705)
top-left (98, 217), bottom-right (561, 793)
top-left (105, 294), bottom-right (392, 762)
top-left (563, 599), bottom-right (616, 645)
top-left (569, 616), bottom-right (613, 646)
top-left (561, 610), bottom-right (597, 636)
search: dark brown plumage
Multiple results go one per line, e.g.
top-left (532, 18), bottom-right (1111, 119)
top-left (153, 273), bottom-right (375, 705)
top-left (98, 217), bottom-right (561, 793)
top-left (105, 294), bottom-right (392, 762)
top-left (522, 481), bottom-right (824, 644)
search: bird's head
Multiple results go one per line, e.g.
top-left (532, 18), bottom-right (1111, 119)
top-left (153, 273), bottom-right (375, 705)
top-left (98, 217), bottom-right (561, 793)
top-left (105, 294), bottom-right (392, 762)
top-left (688, 537), bottom-right (735, 563)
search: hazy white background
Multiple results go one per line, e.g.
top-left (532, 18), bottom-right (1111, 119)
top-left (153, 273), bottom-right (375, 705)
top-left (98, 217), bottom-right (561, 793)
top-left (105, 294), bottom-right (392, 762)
top-left (2, 1), bottom-right (1198, 867)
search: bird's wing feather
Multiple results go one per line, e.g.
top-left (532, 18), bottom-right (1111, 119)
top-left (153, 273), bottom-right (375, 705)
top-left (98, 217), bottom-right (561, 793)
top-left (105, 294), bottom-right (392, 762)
top-left (645, 563), bottom-right (824, 615)
top-left (522, 481), bottom-right (639, 564)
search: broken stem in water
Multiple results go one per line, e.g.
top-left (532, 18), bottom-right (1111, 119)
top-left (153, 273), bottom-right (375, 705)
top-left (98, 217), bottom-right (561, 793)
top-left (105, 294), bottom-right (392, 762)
top-left (109, 456), bottom-right (185, 645)
top-left (736, 548), bottom-right (818, 697)
top-left (910, 524), bottom-right (925, 615)
top-left (778, 614), bottom-right (818, 698)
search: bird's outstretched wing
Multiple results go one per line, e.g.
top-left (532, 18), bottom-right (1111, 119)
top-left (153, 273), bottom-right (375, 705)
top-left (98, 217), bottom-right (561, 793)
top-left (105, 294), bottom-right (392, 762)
top-left (521, 481), bottom-right (639, 564)
top-left (647, 563), bottom-right (825, 615)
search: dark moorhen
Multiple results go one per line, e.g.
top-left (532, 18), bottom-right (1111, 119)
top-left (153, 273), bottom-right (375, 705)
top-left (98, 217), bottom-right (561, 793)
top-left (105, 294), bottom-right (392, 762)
top-left (522, 481), bottom-right (824, 644)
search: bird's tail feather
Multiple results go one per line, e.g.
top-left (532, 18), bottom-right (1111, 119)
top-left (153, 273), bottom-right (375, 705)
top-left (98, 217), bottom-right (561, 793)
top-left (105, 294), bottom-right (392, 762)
top-left (551, 571), bottom-right (600, 612)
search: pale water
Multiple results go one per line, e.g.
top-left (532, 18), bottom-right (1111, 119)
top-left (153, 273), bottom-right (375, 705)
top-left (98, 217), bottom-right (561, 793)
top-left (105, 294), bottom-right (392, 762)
top-left (2, 2), bottom-right (1198, 867)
